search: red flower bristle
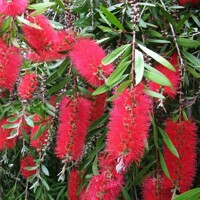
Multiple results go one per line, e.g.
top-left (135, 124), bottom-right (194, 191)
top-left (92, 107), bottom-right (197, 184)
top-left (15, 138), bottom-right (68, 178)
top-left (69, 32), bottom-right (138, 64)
top-left (178, 0), bottom-right (200, 5)
top-left (23, 15), bottom-right (74, 62)
top-left (163, 119), bottom-right (197, 193)
top-left (142, 177), bottom-right (172, 200)
top-left (88, 88), bottom-right (108, 123)
top-left (82, 171), bottom-right (123, 200)
top-left (149, 53), bottom-right (179, 98)
top-left (18, 72), bottom-right (38, 100)
top-left (70, 38), bottom-right (113, 87)
top-left (0, 39), bottom-right (22, 91)
top-left (68, 170), bottom-right (82, 200)
top-left (20, 155), bottom-right (36, 179)
top-left (0, 0), bottom-right (29, 16)
top-left (55, 97), bottom-right (91, 161)
top-left (30, 115), bottom-right (50, 152)
top-left (106, 84), bottom-right (151, 168)
top-left (0, 118), bottom-right (16, 150)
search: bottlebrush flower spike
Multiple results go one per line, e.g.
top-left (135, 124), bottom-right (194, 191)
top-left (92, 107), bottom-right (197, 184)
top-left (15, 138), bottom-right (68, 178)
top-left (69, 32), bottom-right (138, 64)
top-left (163, 119), bottom-right (197, 193)
top-left (70, 38), bottom-right (114, 87)
top-left (142, 177), bottom-right (172, 200)
top-left (30, 115), bottom-right (50, 152)
top-left (106, 84), bottom-right (151, 168)
top-left (0, 39), bottom-right (22, 91)
top-left (0, 0), bottom-right (29, 17)
top-left (148, 53), bottom-right (179, 98)
top-left (68, 170), bottom-right (82, 200)
top-left (0, 118), bottom-right (16, 150)
top-left (178, 0), bottom-right (200, 5)
top-left (18, 72), bottom-right (38, 100)
top-left (20, 155), bottom-right (36, 179)
top-left (55, 97), bottom-right (91, 161)
top-left (88, 88), bottom-right (108, 123)
top-left (23, 15), bottom-right (74, 62)
top-left (82, 171), bottom-right (123, 200)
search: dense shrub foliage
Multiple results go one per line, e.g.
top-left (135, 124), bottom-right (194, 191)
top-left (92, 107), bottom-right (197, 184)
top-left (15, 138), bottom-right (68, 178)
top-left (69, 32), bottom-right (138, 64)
top-left (0, 0), bottom-right (200, 199)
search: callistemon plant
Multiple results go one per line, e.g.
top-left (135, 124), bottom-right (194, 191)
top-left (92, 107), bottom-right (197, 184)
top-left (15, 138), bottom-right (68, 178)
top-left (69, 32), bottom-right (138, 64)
top-left (18, 72), bottom-right (38, 100)
top-left (0, 39), bottom-right (22, 91)
top-left (70, 38), bottom-right (114, 87)
top-left (106, 84), bottom-right (152, 169)
top-left (163, 119), bottom-right (197, 193)
top-left (149, 53), bottom-right (179, 98)
top-left (0, 0), bottom-right (29, 17)
top-left (55, 96), bottom-right (91, 161)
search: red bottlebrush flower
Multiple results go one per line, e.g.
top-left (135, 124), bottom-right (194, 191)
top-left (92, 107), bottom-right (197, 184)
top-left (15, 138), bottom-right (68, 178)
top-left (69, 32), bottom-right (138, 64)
top-left (82, 171), bottom-right (123, 200)
top-left (178, 0), bottom-right (200, 5)
top-left (30, 115), bottom-right (50, 152)
top-left (18, 72), bottom-right (38, 100)
top-left (88, 88), bottom-right (108, 123)
top-left (148, 53), bottom-right (179, 98)
top-left (68, 170), bottom-right (82, 200)
top-left (20, 155), bottom-right (36, 179)
top-left (106, 84), bottom-right (151, 168)
top-left (0, 39), bottom-right (22, 91)
top-left (163, 119), bottom-right (197, 193)
top-left (55, 97), bottom-right (91, 161)
top-left (70, 38), bottom-right (113, 87)
top-left (142, 177), bottom-right (172, 200)
top-left (0, 118), bottom-right (16, 150)
top-left (23, 15), bottom-right (74, 62)
top-left (0, 0), bottom-right (28, 17)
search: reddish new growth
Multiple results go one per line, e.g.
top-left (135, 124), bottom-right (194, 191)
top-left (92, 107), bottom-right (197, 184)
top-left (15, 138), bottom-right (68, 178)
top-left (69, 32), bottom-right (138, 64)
top-left (55, 97), bottom-right (91, 161)
top-left (30, 115), bottom-right (50, 152)
top-left (149, 53), bottom-right (179, 98)
top-left (106, 84), bottom-right (151, 168)
top-left (163, 119), bottom-right (197, 193)
top-left (0, 118), bottom-right (16, 150)
top-left (179, 0), bottom-right (200, 5)
top-left (68, 170), bottom-right (82, 200)
top-left (18, 72), bottom-right (38, 100)
top-left (20, 155), bottom-right (36, 179)
top-left (23, 15), bottom-right (74, 62)
top-left (70, 38), bottom-right (113, 87)
top-left (0, 39), bottom-right (22, 91)
top-left (0, 0), bottom-right (28, 16)
top-left (142, 177), bottom-right (172, 200)
top-left (88, 88), bottom-right (108, 123)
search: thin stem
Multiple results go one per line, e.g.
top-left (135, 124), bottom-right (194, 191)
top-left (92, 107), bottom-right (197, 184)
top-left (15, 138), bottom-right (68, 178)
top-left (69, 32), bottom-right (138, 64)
top-left (159, 0), bottom-right (185, 122)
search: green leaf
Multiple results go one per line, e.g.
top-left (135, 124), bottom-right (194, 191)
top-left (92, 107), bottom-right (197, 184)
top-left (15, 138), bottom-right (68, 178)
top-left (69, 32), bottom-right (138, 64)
top-left (7, 116), bottom-right (19, 122)
top-left (25, 166), bottom-right (38, 171)
top-left (174, 188), bottom-right (200, 200)
top-left (57, 59), bottom-right (69, 77)
top-left (159, 151), bottom-right (171, 179)
top-left (177, 38), bottom-right (200, 48)
top-left (144, 89), bottom-right (165, 99)
top-left (158, 127), bottom-right (179, 158)
top-left (106, 61), bottom-right (131, 86)
top-left (89, 114), bottom-right (109, 132)
top-left (116, 80), bottom-right (132, 93)
top-left (182, 51), bottom-right (200, 67)
top-left (92, 156), bottom-right (99, 175)
top-left (186, 66), bottom-right (200, 78)
top-left (40, 177), bottom-right (50, 191)
top-left (24, 115), bottom-right (34, 128)
top-left (100, 6), bottom-right (125, 30)
top-left (41, 165), bottom-right (49, 176)
top-left (121, 187), bottom-right (131, 200)
top-left (2, 123), bottom-right (19, 129)
top-left (32, 123), bottom-right (48, 141)
top-left (135, 50), bottom-right (144, 85)
top-left (17, 17), bottom-right (42, 29)
top-left (137, 43), bottom-right (175, 71)
top-left (28, 2), bottom-right (55, 10)
top-left (102, 44), bottom-right (131, 65)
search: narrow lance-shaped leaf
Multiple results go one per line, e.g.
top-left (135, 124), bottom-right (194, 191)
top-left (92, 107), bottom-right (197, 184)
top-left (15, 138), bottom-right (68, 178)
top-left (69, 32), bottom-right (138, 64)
top-left (102, 44), bottom-right (131, 65)
top-left (135, 49), bottom-right (144, 85)
top-left (159, 151), bottom-right (171, 179)
top-left (137, 43), bottom-right (175, 71)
